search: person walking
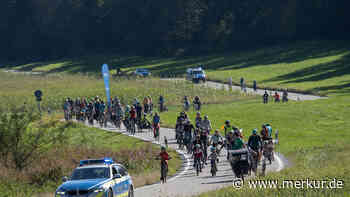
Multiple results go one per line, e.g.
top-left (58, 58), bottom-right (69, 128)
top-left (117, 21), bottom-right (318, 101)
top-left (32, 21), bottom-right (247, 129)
top-left (240, 77), bottom-right (244, 91)
top-left (274, 92), bottom-right (280, 103)
top-left (253, 80), bottom-right (257, 92)
top-left (263, 90), bottom-right (269, 104)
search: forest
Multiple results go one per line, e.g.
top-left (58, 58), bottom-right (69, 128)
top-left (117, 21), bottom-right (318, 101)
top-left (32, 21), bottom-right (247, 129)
top-left (1, 0), bottom-right (349, 60)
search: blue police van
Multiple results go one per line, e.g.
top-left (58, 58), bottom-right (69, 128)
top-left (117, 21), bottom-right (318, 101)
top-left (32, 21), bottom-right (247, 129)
top-left (55, 158), bottom-right (134, 197)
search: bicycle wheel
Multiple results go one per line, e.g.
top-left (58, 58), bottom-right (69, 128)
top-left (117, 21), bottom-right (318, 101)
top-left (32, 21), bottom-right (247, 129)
top-left (196, 159), bottom-right (200, 176)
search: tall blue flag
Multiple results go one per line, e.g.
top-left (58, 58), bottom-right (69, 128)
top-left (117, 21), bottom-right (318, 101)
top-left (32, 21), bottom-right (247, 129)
top-left (102, 64), bottom-right (111, 107)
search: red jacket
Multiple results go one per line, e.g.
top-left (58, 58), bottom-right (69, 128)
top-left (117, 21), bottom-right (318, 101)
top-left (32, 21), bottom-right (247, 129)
top-left (160, 152), bottom-right (170, 166)
top-left (194, 150), bottom-right (203, 159)
top-left (160, 152), bottom-right (170, 161)
top-left (130, 109), bottom-right (136, 119)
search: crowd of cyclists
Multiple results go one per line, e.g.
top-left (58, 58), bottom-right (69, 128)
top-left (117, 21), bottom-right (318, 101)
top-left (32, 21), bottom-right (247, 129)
top-left (173, 109), bottom-right (276, 176)
top-left (63, 95), bottom-right (165, 138)
top-left (63, 94), bottom-right (276, 178)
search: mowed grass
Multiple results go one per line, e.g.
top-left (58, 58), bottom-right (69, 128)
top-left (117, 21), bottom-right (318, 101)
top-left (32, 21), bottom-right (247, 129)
top-left (4, 40), bottom-right (350, 95)
top-left (0, 72), bottom-right (249, 112)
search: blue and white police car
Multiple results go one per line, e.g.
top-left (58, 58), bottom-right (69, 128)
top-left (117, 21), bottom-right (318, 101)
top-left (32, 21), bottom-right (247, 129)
top-left (186, 67), bottom-right (206, 83)
top-left (55, 158), bottom-right (134, 197)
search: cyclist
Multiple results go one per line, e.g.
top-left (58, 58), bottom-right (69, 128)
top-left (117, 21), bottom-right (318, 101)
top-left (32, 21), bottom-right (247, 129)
top-left (124, 105), bottom-right (130, 118)
top-left (195, 112), bottom-right (202, 129)
top-left (63, 98), bottom-right (70, 120)
top-left (113, 96), bottom-right (120, 105)
top-left (224, 120), bottom-right (233, 139)
top-left (248, 129), bottom-right (262, 152)
top-left (133, 98), bottom-right (139, 107)
top-left (140, 113), bottom-right (151, 129)
top-left (183, 120), bottom-right (195, 153)
top-left (135, 102), bottom-right (142, 121)
top-left (193, 135), bottom-right (206, 165)
top-left (159, 95), bottom-right (165, 112)
top-left (266, 123), bottom-right (273, 137)
top-left (129, 106), bottom-right (137, 134)
top-left (193, 144), bottom-right (203, 174)
top-left (192, 135), bottom-right (203, 151)
top-left (159, 146), bottom-right (171, 183)
top-left (210, 130), bottom-right (223, 155)
top-left (143, 97), bottom-right (149, 114)
top-left (260, 124), bottom-right (269, 141)
top-left (115, 102), bottom-right (124, 119)
top-left (148, 96), bottom-right (153, 113)
top-left (123, 105), bottom-right (131, 131)
top-left (183, 96), bottom-right (190, 111)
top-left (231, 131), bottom-right (245, 150)
top-left (193, 96), bottom-right (201, 111)
top-left (201, 115), bottom-right (212, 135)
top-left (153, 112), bottom-right (161, 139)
top-left (208, 146), bottom-right (218, 175)
top-left (247, 129), bottom-right (262, 173)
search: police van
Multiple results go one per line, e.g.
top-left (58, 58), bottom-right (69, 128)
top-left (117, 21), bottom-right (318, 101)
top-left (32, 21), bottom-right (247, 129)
top-left (55, 158), bottom-right (134, 197)
top-left (186, 67), bottom-right (206, 83)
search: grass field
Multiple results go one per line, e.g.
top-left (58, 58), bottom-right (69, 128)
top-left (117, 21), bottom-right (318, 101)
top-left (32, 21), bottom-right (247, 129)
top-left (4, 40), bottom-right (349, 96)
top-left (1, 39), bottom-right (350, 196)
top-left (0, 72), bottom-right (248, 112)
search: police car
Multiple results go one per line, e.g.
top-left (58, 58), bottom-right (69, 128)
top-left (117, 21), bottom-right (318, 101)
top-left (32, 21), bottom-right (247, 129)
top-left (186, 67), bottom-right (206, 83)
top-left (55, 158), bottom-right (134, 197)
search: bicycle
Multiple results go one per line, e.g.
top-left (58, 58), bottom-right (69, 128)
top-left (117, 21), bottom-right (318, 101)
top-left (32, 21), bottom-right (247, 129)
top-left (153, 123), bottom-right (160, 142)
top-left (156, 156), bottom-right (172, 184)
top-left (210, 156), bottom-right (218, 176)
top-left (130, 118), bottom-right (136, 135)
top-left (194, 157), bottom-right (202, 176)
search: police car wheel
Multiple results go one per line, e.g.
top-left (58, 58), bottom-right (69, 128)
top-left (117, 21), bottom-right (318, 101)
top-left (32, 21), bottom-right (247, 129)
top-left (128, 186), bottom-right (134, 197)
top-left (108, 188), bottom-right (113, 197)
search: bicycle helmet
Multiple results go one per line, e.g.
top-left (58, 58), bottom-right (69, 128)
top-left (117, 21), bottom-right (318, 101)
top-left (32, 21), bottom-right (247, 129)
top-left (196, 112), bottom-right (201, 115)
top-left (161, 146), bottom-right (166, 151)
top-left (252, 129), bottom-right (257, 135)
top-left (225, 120), bottom-right (230, 124)
top-left (204, 115), bottom-right (208, 119)
top-left (196, 144), bottom-right (201, 148)
top-left (210, 146), bottom-right (216, 152)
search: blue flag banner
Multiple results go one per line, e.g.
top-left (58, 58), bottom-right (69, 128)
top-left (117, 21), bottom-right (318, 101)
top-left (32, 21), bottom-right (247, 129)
top-left (102, 64), bottom-right (111, 107)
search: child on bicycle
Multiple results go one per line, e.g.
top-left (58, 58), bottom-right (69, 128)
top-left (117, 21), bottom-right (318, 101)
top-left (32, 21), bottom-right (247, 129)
top-left (159, 146), bottom-right (171, 183)
top-left (193, 144), bottom-right (203, 172)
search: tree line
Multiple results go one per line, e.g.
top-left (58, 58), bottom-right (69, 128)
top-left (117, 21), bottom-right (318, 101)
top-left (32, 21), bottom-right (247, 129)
top-left (1, 0), bottom-right (349, 60)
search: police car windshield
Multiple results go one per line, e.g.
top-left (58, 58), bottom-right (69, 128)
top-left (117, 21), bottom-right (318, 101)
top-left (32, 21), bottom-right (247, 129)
top-left (71, 167), bottom-right (110, 180)
top-left (137, 69), bottom-right (148, 72)
top-left (192, 71), bottom-right (203, 74)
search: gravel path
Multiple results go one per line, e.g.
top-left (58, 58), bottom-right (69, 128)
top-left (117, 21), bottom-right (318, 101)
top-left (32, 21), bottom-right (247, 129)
top-left (166, 78), bottom-right (326, 101)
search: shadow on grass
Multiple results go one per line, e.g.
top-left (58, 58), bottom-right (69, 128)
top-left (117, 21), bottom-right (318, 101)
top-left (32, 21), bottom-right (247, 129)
top-left (261, 52), bottom-right (350, 94)
top-left (4, 40), bottom-right (350, 83)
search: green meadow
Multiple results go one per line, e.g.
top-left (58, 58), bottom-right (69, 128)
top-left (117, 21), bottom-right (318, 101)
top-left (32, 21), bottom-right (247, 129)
top-left (1, 40), bottom-right (350, 196)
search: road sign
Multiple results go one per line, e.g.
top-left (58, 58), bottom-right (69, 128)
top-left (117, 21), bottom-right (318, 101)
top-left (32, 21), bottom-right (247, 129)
top-left (34, 90), bottom-right (42, 101)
